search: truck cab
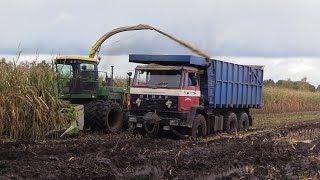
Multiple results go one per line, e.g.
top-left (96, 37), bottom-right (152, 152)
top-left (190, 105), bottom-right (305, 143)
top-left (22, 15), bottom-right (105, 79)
top-left (129, 64), bottom-right (206, 137)
top-left (131, 64), bottom-right (200, 112)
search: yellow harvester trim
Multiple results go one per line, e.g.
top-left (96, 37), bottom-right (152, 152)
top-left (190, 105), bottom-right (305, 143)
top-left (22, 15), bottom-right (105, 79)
top-left (56, 56), bottom-right (96, 62)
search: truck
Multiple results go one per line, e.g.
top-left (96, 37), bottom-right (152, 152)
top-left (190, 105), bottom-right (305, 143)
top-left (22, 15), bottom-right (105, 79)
top-left (128, 54), bottom-right (263, 137)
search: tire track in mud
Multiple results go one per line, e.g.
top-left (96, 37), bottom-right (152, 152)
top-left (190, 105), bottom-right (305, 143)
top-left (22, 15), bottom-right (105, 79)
top-left (0, 121), bottom-right (319, 179)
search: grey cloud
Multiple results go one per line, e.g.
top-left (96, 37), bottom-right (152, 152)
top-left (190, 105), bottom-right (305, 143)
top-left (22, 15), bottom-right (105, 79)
top-left (1, 0), bottom-right (320, 57)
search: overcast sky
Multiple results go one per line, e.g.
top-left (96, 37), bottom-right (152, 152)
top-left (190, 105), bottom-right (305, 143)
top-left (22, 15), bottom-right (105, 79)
top-left (1, 1), bottom-right (320, 85)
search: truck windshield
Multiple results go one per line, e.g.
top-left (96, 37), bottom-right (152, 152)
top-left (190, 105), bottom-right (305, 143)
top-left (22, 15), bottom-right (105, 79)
top-left (133, 70), bottom-right (182, 88)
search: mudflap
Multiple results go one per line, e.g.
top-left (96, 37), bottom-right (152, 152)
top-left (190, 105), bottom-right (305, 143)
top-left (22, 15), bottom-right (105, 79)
top-left (248, 115), bottom-right (253, 126)
top-left (170, 128), bottom-right (189, 139)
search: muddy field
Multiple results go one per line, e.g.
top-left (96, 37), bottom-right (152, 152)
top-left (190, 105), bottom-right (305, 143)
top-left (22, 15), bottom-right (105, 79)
top-left (0, 121), bottom-right (320, 179)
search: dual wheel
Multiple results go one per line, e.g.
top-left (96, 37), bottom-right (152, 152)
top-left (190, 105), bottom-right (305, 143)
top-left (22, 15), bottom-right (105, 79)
top-left (84, 100), bottom-right (124, 132)
top-left (189, 111), bottom-right (250, 138)
top-left (223, 112), bottom-right (250, 132)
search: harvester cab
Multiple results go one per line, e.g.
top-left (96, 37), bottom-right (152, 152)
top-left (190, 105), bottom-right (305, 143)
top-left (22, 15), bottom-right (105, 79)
top-left (55, 56), bottom-right (99, 97)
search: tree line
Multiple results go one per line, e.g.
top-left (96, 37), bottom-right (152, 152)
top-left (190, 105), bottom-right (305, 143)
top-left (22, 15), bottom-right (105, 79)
top-left (263, 77), bottom-right (319, 92)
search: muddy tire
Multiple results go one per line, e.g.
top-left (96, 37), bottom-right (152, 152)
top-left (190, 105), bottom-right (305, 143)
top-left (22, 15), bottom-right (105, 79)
top-left (189, 114), bottom-right (207, 138)
top-left (122, 112), bottom-right (129, 131)
top-left (84, 100), bottom-right (123, 132)
top-left (84, 100), bottom-right (107, 131)
top-left (238, 112), bottom-right (249, 131)
top-left (223, 112), bottom-right (238, 132)
top-left (105, 102), bottom-right (123, 133)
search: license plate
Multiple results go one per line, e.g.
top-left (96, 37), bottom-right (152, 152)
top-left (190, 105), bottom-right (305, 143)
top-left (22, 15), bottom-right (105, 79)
top-left (136, 123), bottom-right (143, 128)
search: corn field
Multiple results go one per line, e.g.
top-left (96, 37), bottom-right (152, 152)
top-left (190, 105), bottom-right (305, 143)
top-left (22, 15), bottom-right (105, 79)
top-left (114, 76), bottom-right (129, 87)
top-left (255, 87), bottom-right (320, 114)
top-left (0, 60), bottom-right (68, 140)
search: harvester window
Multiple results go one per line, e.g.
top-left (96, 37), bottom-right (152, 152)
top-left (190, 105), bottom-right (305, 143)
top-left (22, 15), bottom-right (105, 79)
top-left (80, 63), bottom-right (94, 71)
top-left (80, 63), bottom-right (95, 80)
top-left (57, 64), bottom-right (73, 78)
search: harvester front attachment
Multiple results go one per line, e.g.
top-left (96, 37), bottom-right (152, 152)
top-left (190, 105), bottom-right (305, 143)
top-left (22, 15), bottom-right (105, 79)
top-left (46, 104), bottom-right (84, 138)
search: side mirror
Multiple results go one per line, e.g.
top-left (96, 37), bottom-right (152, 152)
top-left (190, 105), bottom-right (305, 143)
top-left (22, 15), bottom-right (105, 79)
top-left (127, 72), bottom-right (132, 88)
top-left (97, 56), bottom-right (101, 64)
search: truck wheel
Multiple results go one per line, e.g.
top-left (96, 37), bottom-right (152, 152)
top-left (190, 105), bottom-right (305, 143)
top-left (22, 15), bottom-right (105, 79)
top-left (105, 102), bottom-right (123, 133)
top-left (189, 114), bottom-right (207, 138)
top-left (223, 112), bottom-right (238, 132)
top-left (133, 128), bottom-right (146, 136)
top-left (238, 112), bottom-right (249, 131)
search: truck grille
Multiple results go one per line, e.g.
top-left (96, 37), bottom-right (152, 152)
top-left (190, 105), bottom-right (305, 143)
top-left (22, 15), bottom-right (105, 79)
top-left (130, 94), bottom-right (178, 111)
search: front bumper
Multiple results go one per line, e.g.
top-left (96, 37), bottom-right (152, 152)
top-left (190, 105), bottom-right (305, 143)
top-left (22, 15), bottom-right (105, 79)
top-left (128, 111), bottom-right (189, 130)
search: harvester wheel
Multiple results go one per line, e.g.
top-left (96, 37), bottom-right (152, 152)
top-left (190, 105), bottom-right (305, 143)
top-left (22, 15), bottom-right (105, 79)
top-left (237, 112), bottom-right (249, 131)
top-left (189, 114), bottom-right (207, 138)
top-left (223, 112), bottom-right (238, 132)
top-left (105, 102), bottom-right (123, 133)
top-left (84, 100), bottom-right (109, 131)
top-left (84, 100), bottom-right (123, 132)
top-left (122, 112), bottom-right (129, 131)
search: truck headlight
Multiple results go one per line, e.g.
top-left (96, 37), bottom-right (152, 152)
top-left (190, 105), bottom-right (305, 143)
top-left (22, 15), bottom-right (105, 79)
top-left (129, 117), bottom-right (137, 122)
top-left (169, 120), bottom-right (178, 126)
top-left (165, 100), bottom-right (172, 108)
top-left (163, 126), bottom-right (170, 131)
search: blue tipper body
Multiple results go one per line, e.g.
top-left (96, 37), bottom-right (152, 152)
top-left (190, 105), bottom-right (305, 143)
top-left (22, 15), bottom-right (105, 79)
top-left (129, 54), bottom-right (263, 109)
